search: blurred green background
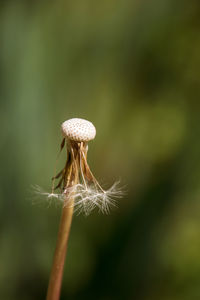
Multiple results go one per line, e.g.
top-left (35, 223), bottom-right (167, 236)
top-left (1, 0), bottom-right (200, 299)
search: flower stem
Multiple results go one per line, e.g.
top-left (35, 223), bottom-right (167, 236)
top-left (46, 196), bottom-right (74, 300)
top-left (46, 142), bottom-right (80, 300)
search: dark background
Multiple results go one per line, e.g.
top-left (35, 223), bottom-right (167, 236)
top-left (1, 1), bottom-right (200, 299)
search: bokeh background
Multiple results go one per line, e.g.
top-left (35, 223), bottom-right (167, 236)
top-left (1, 0), bottom-right (200, 299)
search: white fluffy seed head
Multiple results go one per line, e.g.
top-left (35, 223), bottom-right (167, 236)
top-left (61, 118), bottom-right (96, 142)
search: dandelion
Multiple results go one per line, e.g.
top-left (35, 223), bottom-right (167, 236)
top-left (43, 118), bottom-right (122, 215)
top-left (45, 118), bottom-right (123, 300)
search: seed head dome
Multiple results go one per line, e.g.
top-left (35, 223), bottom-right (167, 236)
top-left (61, 118), bottom-right (96, 142)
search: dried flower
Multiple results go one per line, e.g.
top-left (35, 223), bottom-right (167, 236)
top-left (41, 118), bottom-right (122, 215)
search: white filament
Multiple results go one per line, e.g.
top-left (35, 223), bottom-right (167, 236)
top-left (33, 181), bottom-right (123, 216)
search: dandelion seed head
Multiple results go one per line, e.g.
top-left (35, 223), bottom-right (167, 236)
top-left (35, 118), bottom-right (124, 216)
top-left (61, 118), bottom-right (96, 142)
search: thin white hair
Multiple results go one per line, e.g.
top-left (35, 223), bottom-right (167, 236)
top-left (32, 181), bottom-right (124, 216)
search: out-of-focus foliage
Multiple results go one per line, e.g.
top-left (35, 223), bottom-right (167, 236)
top-left (1, 0), bottom-right (200, 299)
